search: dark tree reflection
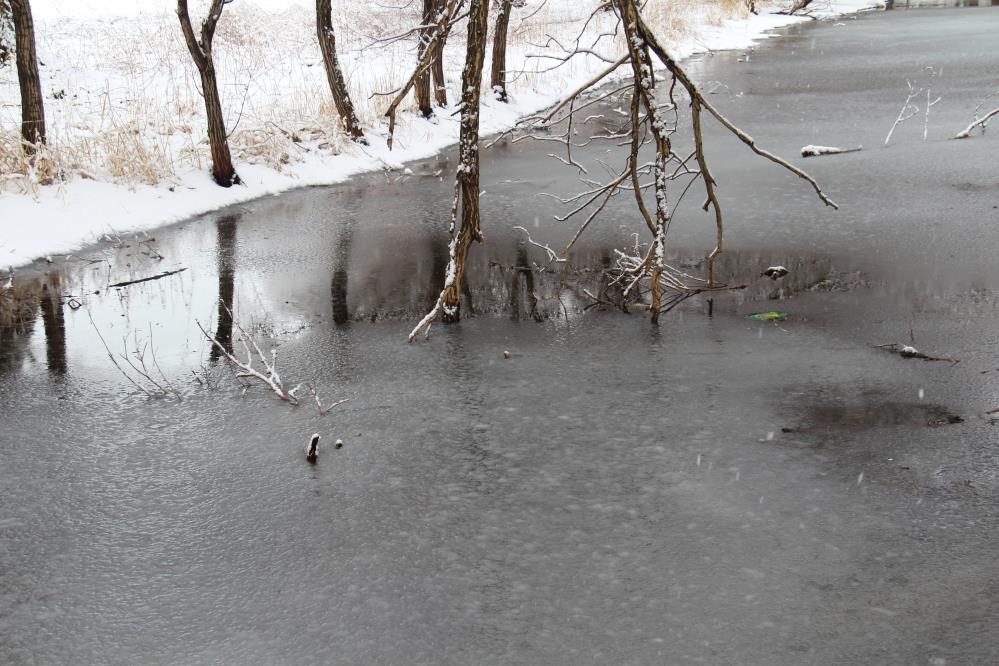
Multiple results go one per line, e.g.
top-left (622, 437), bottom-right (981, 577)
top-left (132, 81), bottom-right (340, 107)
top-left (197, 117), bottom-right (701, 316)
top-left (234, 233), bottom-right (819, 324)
top-left (38, 277), bottom-right (67, 375)
top-left (211, 214), bottom-right (239, 361)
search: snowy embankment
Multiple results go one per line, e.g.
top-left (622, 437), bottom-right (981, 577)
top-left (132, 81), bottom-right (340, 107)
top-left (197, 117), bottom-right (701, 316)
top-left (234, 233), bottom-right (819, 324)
top-left (0, 0), bottom-right (877, 270)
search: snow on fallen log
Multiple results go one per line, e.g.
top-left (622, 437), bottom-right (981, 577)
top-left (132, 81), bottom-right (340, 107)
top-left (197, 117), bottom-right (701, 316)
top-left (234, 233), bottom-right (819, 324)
top-left (800, 145), bottom-right (862, 158)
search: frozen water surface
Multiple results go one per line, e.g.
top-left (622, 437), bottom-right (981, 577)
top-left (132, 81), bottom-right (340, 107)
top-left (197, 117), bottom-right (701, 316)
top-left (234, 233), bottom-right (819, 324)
top-left (2, 5), bottom-right (999, 664)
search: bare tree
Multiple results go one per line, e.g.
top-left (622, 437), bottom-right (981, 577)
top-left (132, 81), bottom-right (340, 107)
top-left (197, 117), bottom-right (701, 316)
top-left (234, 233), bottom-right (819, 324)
top-left (385, 0), bottom-right (464, 149)
top-left (409, 0), bottom-right (489, 341)
top-left (491, 0), bottom-right (835, 324)
top-left (778, 0), bottom-right (815, 16)
top-left (415, 0), bottom-right (438, 117)
top-left (9, 0), bottom-right (45, 152)
top-left (490, 0), bottom-right (515, 102)
top-left (430, 0), bottom-right (449, 107)
top-left (177, 0), bottom-right (240, 187)
top-left (316, 0), bottom-right (365, 142)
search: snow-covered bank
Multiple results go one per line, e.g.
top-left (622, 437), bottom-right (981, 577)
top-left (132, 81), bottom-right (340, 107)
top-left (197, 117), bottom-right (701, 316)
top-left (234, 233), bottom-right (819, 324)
top-left (1, 0), bottom-right (878, 270)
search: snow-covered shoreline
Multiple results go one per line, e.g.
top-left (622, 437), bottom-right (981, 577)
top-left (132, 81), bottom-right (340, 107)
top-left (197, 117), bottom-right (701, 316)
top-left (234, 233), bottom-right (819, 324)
top-left (0, 0), bottom-right (878, 270)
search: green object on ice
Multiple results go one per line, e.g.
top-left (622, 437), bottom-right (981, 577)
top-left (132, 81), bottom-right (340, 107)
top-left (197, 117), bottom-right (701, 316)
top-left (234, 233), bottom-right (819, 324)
top-left (747, 311), bottom-right (788, 321)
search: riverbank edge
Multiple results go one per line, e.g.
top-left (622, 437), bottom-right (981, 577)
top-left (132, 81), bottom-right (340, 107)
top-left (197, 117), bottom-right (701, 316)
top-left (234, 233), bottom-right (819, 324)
top-left (0, 0), bottom-right (879, 272)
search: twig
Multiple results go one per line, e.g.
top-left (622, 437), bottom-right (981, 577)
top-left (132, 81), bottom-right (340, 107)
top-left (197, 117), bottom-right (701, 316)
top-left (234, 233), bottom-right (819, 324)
top-left (196, 301), bottom-right (299, 404)
top-left (884, 81), bottom-right (922, 146)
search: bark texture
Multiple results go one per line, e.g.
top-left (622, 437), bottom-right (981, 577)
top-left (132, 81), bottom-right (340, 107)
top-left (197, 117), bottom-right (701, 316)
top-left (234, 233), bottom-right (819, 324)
top-left (316, 0), bottom-right (365, 141)
top-left (615, 0), bottom-right (673, 322)
top-left (430, 0), bottom-right (448, 106)
top-left (177, 0), bottom-right (239, 187)
top-left (414, 0), bottom-right (436, 117)
top-left (10, 0), bottom-right (45, 149)
top-left (490, 0), bottom-right (512, 102)
top-left (440, 0), bottom-right (489, 322)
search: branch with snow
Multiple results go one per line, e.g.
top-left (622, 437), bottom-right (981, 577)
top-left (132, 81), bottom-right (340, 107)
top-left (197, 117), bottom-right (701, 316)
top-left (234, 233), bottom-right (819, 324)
top-left (800, 145), bottom-right (862, 157)
top-left (953, 106), bottom-right (999, 139)
top-left (196, 300), bottom-right (347, 410)
top-left (884, 80), bottom-right (922, 146)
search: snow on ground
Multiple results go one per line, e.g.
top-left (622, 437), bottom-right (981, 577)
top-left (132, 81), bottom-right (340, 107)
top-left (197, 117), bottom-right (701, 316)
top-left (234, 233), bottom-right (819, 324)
top-left (0, 0), bottom-right (878, 269)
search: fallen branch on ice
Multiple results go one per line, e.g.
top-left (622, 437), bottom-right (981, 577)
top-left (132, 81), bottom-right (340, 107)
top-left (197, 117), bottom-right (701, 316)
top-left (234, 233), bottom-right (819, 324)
top-left (953, 107), bottom-right (999, 139)
top-left (196, 301), bottom-right (347, 411)
top-left (800, 145), bottom-right (862, 158)
top-left (876, 343), bottom-right (959, 365)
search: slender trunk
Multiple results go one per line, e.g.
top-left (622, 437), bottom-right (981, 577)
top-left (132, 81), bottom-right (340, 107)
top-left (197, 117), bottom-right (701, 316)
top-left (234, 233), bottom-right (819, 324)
top-left (10, 0), bottom-right (45, 150)
top-left (617, 0), bottom-right (672, 323)
top-left (414, 0), bottom-right (435, 117)
top-left (177, 0), bottom-right (239, 187)
top-left (490, 0), bottom-right (512, 102)
top-left (441, 0), bottom-right (488, 322)
top-left (431, 0), bottom-right (448, 107)
top-left (316, 0), bottom-right (365, 141)
top-left (201, 64), bottom-right (238, 187)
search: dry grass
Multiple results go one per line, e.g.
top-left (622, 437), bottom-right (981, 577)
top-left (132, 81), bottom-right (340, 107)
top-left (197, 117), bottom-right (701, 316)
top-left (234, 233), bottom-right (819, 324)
top-left (645, 0), bottom-right (750, 37)
top-left (0, 0), bottom-right (751, 194)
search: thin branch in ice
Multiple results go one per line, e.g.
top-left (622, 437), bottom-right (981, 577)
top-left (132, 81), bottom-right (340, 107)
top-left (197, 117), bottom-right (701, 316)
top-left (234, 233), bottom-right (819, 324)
top-left (924, 89), bottom-right (941, 141)
top-left (884, 81), bottom-right (922, 146)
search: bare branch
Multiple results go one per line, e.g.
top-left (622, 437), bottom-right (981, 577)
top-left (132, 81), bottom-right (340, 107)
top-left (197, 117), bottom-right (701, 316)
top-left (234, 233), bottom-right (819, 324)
top-left (954, 106), bottom-right (999, 139)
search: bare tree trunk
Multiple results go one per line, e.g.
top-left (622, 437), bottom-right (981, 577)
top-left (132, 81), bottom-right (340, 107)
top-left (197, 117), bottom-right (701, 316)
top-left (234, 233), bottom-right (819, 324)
top-left (616, 0), bottom-right (672, 323)
top-left (177, 0), bottom-right (239, 188)
top-left (407, 0), bottom-right (488, 340)
top-left (431, 0), bottom-right (448, 107)
top-left (385, 0), bottom-right (462, 149)
top-left (490, 0), bottom-right (512, 102)
top-left (440, 0), bottom-right (488, 322)
top-left (316, 0), bottom-right (365, 141)
top-left (10, 0), bottom-right (45, 151)
top-left (415, 0), bottom-right (436, 117)
top-left (780, 0), bottom-right (814, 15)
